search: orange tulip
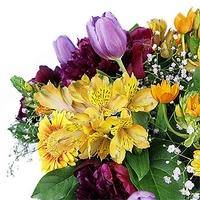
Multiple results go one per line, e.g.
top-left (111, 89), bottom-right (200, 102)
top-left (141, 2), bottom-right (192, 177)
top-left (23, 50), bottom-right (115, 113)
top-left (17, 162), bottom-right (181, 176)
top-left (151, 80), bottom-right (179, 103)
top-left (174, 8), bottom-right (196, 34)
top-left (186, 94), bottom-right (200, 117)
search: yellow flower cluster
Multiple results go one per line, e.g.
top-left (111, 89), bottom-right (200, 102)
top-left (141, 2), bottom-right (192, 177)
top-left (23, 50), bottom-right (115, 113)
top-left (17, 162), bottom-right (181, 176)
top-left (35, 73), bottom-right (158, 172)
top-left (191, 150), bottom-right (200, 176)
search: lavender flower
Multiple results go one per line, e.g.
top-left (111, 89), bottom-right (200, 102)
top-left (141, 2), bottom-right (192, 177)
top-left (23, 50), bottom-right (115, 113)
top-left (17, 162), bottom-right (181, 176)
top-left (128, 191), bottom-right (156, 200)
top-left (74, 160), bottom-right (136, 200)
top-left (86, 12), bottom-right (127, 60)
top-left (53, 35), bottom-right (76, 64)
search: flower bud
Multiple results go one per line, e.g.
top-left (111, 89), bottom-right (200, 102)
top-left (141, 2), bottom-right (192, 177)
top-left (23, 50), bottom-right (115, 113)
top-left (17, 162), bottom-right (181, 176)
top-left (86, 12), bottom-right (127, 60)
top-left (53, 35), bottom-right (76, 64)
top-left (148, 19), bottom-right (167, 45)
top-left (193, 9), bottom-right (200, 30)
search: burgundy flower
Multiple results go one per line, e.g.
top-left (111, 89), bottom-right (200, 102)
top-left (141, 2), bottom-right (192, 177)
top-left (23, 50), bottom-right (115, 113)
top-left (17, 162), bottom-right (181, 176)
top-left (16, 97), bottom-right (27, 120)
top-left (127, 27), bottom-right (153, 79)
top-left (60, 38), bottom-right (119, 86)
top-left (74, 160), bottom-right (136, 200)
top-left (34, 65), bottom-right (61, 85)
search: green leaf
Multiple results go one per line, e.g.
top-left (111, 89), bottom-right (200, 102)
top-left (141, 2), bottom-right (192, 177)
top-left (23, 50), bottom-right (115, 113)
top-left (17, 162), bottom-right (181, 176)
top-left (126, 149), bottom-right (149, 181)
top-left (191, 68), bottom-right (200, 92)
top-left (137, 141), bottom-right (186, 200)
top-left (132, 112), bottom-right (149, 129)
top-left (187, 35), bottom-right (200, 55)
top-left (10, 76), bottom-right (32, 96)
top-left (155, 104), bottom-right (167, 135)
top-left (31, 167), bottom-right (78, 200)
top-left (129, 23), bottom-right (139, 32)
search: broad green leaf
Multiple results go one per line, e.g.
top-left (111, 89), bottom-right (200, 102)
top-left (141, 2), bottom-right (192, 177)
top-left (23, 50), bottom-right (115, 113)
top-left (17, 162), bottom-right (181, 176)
top-left (126, 150), bottom-right (149, 181)
top-left (132, 112), bottom-right (149, 129)
top-left (129, 23), bottom-right (139, 32)
top-left (191, 68), bottom-right (200, 92)
top-left (187, 35), bottom-right (200, 55)
top-left (10, 76), bottom-right (32, 96)
top-left (155, 104), bottom-right (167, 135)
top-left (32, 167), bottom-right (78, 200)
top-left (137, 142), bottom-right (186, 200)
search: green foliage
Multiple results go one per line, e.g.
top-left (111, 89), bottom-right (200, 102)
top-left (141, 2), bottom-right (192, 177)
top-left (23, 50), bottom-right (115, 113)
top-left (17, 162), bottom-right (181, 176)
top-left (129, 23), bottom-right (139, 32)
top-left (32, 167), bottom-right (78, 200)
top-left (187, 34), bottom-right (200, 55)
top-left (190, 68), bottom-right (200, 92)
top-left (8, 120), bottom-right (39, 143)
top-left (126, 141), bottom-right (187, 200)
top-left (155, 104), bottom-right (167, 135)
top-left (132, 112), bottom-right (149, 129)
top-left (126, 149), bottom-right (149, 181)
top-left (10, 76), bottom-right (33, 96)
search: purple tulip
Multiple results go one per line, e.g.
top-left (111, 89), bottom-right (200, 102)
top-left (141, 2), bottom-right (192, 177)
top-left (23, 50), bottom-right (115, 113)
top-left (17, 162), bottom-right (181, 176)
top-left (53, 35), bottom-right (76, 64)
top-left (128, 191), bottom-right (156, 200)
top-left (86, 12), bottom-right (127, 60)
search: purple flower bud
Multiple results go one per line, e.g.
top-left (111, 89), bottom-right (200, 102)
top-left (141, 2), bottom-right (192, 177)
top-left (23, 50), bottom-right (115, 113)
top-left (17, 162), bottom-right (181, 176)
top-left (53, 35), bottom-right (76, 64)
top-left (128, 191), bottom-right (156, 200)
top-left (86, 12), bottom-right (127, 60)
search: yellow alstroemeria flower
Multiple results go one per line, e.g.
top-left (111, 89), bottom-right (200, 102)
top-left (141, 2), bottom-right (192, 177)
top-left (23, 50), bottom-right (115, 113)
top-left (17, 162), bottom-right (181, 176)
top-left (77, 108), bottom-right (114, 160)
top-left (174, 8), bottom-right (196, 34)
top-left (191, 150), bottom-right (200, 176)
top-left (186, 94), bottom-right (200, 117)
top-left (34, 82), bottom-right (74, 112)
top-left (128, 88), bottom-right (158, 112)
top-left (38, 111), bottom-right (80, 172)
top-left (148, 19), bottom-right (167, 45)
top-left (110, 110), bottom-right (149, 164)
top-left (151, 80), bottom-right (179, 103)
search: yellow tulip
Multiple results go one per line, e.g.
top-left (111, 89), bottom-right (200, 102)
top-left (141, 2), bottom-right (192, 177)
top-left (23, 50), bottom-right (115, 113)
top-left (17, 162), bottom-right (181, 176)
top-left (174, 8), bottom-right (196, 34)
top-left (185, 94), bottom-right (200, 117)
top-left (151, 80), bottom-right (179, 103)
top-left (191, 150), bottom-right (200, 176)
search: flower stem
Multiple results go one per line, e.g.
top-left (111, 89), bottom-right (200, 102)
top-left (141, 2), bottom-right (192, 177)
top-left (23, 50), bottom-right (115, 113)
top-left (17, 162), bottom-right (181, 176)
top-left (116, 58), bottom-right (127, 73)
top-left (160, 103), bottom-right (188, 139)
top-left (181, 34), bottom-right (185, 56)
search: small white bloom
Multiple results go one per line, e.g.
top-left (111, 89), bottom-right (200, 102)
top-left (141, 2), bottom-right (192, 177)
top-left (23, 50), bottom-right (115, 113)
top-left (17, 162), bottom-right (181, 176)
top-left (174, 147), bottom-right (181, 155)
top-left (185, 180), bottom-right (194, 190)
top-left (164, 176), bottom-right (171, 184)
top-left (193, 55), bottom-right (198, 59)
top-left (179, 64), bottom-right (183, 69)
top-left (181, 51), bottom-right (186, 57)
top-left (177, 160), bottom-right (182, 165)
top-left (152, 44), bottom-right (157, 50)
top-left (179, 85), bottom-right (184, 90)
top-left (186, 166), bottom-right (194, 174)
top-left (166, 161), bottom-right (170, 164)
top-left (153, 68), bottom-right (158, 75)
top-left (186, 125), bottom-right (194, 134)
top-left (182, 59), bottom-right (187, 65)
top-left (172, 167), bottom-right (181, 181)
top-left (155, 30), bottom-right (160, 35)
top-left (171, 46), bottom-right (176, 51)
top-left (192, 193), bottom-right (200, 200)
top-left (147, 54), bottom-right (153, 62)
top-left (186, 76), bottom-right (192, 82)
top-left (180, 188), bottom-right (190, 196)
top-left (157, 46), bottom-right (161, 51)
top-left (176, 124), bottom-right (183, 130)
top-left (173, 34), bottom-right (178, 40)
top-left (167, 145), bottom-right (176, 153)
top-left (169, 67), bottom-right (173, 72)
top-left (176, 58), bottom-right (181, 62)
top-left (171, 62), bottom-right (176, 67)
top-left (153, 129), bottom-right (159, 134)
top-left (152, 64), bottom-right (158, 68)
top-left (188, 52), bottom-right (192, 57)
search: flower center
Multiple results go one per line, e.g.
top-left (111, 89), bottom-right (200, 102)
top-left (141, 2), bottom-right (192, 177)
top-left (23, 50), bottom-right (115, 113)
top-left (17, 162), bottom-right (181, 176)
top-left (46, 128), bottom-right (68, 157)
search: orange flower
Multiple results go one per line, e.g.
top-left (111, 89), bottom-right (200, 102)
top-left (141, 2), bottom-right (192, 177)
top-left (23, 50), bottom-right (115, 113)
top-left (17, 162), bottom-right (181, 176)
top-left (151, 80), bottom-right (179, 103)
top-left (174, 8), bottom-right (196, 34)
top-left (186, 94), bottom-right (200, 117)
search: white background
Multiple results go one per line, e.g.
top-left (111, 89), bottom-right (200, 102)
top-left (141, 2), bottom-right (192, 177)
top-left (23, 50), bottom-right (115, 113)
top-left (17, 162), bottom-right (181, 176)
top-left (0, 0), bottom-right (199, 199)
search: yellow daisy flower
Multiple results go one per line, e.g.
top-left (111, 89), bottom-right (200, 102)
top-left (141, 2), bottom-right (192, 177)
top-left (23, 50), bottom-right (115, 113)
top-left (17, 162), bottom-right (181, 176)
top-left (191, 150), bottom-right (200, 176)
top-left (38, 111), bottom-right (80, 172)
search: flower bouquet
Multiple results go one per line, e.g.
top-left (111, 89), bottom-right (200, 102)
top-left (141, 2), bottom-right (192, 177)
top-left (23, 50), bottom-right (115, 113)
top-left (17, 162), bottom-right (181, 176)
top-left (9, 7), bottom-right (200, 200)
